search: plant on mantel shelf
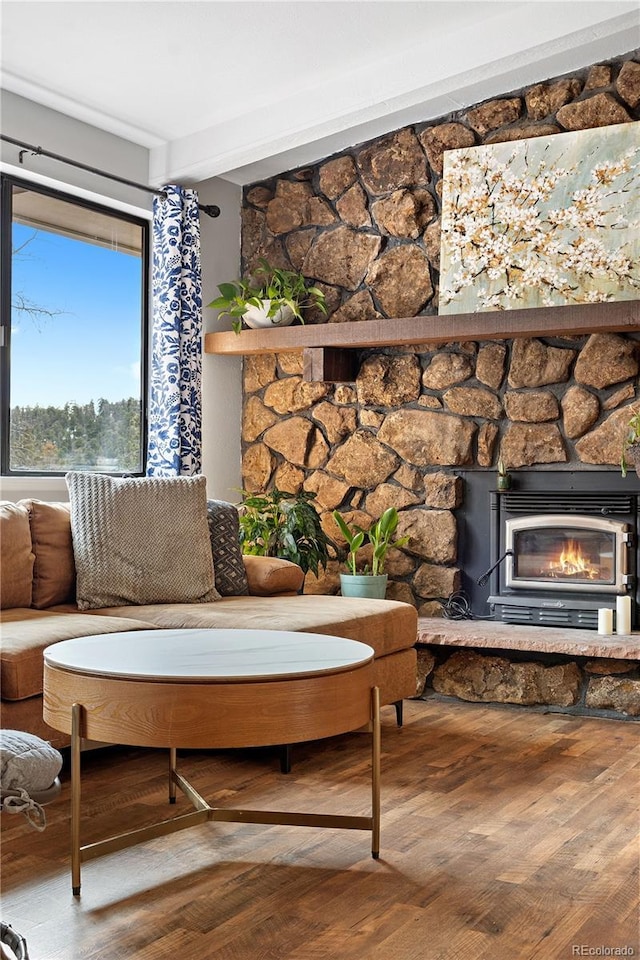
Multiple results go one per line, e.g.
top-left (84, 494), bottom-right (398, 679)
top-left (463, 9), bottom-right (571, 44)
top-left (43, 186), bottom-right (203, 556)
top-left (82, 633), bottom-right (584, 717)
top-left (238, 487), bottom-right (335, 578)
top-left (207, 258), bottom-right (327, 334)
top-left (332, 507), bottom-right (409, 600)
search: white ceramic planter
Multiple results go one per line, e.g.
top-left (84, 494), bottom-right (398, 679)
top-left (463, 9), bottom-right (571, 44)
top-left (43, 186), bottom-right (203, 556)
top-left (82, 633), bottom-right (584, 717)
top-left (242, 300), bottom-right (295, 329)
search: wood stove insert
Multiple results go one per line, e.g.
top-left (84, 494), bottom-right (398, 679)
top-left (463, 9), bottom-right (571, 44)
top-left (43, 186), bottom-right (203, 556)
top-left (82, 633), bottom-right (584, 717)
top-left (488, 489), bottom-right (637, 629)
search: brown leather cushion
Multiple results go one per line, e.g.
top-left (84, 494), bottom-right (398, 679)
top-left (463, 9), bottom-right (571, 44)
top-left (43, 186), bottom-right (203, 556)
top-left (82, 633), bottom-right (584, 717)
top-left (242, 555), bottom-right (304, 596)
top-left (0, 608), bottom-right (155, 701)
top-left (23, 500), bottom-right (76, 609)
top-left (93, 595), bottom-right (418, 659)
top-left (0, 503), bottom-right (34, 609)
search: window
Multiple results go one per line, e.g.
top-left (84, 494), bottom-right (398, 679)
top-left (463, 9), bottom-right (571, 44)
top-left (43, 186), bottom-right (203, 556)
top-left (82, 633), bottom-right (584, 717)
top-left (0, 175), bottom-right (149, 476)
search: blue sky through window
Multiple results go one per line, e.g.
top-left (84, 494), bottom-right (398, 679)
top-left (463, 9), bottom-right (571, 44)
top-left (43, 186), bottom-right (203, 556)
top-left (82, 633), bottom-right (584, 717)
top-left (11, 223), bottom-right (142, 409)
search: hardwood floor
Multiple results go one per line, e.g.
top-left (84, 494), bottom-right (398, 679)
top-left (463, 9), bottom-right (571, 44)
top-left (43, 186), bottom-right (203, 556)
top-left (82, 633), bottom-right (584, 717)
top-left (1, 698), bottom-right (638, 960)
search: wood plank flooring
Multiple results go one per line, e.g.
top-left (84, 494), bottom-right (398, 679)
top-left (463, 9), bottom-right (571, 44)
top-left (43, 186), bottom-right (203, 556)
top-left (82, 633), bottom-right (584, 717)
top-left (1, 698), bottom-right (638, 960)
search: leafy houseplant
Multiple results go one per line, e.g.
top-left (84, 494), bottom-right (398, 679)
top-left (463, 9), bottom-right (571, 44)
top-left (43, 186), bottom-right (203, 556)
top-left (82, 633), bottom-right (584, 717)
top-left (332, 507), bottom-right (409, 599)
top-left (208, 258), bottom-right (327, 334)
top-left (238, 487), bottom-right (335, 578)
top-left (620, 411), bottom-right (640, 478)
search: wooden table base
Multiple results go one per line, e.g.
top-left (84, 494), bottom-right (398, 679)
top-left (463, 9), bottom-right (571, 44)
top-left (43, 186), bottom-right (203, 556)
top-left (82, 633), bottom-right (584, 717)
top-left (70, 689), bottom-right (380, 896)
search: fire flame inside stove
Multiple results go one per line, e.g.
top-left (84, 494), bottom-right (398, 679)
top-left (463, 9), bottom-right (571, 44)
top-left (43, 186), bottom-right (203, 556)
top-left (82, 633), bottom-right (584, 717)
top-left (545, 540), bottom-right (598, 579)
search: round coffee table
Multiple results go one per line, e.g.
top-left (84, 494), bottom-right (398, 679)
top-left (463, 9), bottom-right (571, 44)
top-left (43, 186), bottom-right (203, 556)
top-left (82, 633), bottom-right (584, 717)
top-left (43, 628), bottom-right (380, 895)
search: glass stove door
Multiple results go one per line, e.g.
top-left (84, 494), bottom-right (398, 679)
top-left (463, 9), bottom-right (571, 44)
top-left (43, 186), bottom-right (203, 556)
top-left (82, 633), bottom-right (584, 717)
top-left (505, 515), bottom-right (628, 593)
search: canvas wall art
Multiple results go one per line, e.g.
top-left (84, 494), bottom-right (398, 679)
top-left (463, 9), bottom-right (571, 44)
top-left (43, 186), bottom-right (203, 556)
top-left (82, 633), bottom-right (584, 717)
top-left (439, 121), bottom-right (640, 314)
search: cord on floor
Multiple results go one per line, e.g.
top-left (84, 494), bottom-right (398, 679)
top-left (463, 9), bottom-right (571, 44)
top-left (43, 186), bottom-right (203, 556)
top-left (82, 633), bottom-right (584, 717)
top-left (433, 592), bottom-right (496, 621)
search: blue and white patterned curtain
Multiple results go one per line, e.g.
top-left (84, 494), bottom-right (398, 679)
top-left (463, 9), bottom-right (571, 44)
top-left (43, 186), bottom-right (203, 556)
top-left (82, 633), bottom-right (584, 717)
top-left (146, 185), bottom-right (203, 476)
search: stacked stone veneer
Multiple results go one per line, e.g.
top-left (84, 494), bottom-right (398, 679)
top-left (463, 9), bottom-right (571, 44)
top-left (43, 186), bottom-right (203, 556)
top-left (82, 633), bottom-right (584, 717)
top-left (429, 651), bottom-right (640, 718)
top-left (415, 644), bottom-right (640, 720)
top-left (242, 51), bottom-right (639, 327)
top-left (242, 55), bottom-right (640, 598)
top-left (241, 51), bottom-right (640, 590)
top-left (239, 53), bottom-right (640, 717)
top-left (243, 335), bottom-right (640, 610)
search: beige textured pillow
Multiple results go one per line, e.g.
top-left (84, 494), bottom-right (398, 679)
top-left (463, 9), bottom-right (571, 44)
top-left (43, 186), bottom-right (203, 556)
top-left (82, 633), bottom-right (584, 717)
top-left (66, 473), bottom-right (220, 610)
top-left (0, 502), bottom-right (34, 609)
top-left (24, 500), bottom-right (76, 609)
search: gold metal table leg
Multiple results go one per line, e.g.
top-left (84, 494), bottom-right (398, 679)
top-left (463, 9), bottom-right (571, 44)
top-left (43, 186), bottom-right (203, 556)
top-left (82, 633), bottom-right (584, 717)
top-left (371, 686), bottom-right (381, 859)
top-left (71, 702), bottom-right (82, 896)
top-left (169, 748), bottom-right (177, 804)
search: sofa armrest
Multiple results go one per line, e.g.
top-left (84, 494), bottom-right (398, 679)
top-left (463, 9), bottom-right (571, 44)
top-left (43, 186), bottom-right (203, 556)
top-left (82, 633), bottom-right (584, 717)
top-left (242, 555), bottom-right (304, 597)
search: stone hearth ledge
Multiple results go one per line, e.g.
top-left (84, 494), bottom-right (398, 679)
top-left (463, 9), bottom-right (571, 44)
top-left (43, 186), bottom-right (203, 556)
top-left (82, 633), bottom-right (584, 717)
top-left (417, 617), bottom-right (640, 660)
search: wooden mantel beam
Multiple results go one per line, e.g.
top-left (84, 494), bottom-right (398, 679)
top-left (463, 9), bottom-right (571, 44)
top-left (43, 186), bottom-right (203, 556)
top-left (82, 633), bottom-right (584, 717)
top-left (204, 300), bottom-right (640, 359)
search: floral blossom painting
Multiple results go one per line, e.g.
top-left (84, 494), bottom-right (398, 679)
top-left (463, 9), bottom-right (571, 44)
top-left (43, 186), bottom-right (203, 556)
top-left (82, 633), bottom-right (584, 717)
top-left (438, 121), bottom-right (640, 314)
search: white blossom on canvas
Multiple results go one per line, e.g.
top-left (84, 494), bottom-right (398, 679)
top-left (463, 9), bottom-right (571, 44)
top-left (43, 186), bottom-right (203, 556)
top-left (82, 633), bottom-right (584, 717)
top-left (439, 122), bottom-right (640, 314)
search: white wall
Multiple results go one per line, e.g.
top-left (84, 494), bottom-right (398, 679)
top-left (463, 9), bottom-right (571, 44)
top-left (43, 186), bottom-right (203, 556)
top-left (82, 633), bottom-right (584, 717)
top-left (197, 175), bottom-right (243, 502)
top-left (0, 92), bottom-right (243, 503)
top-left (1, 91), bottom-right (150, 207)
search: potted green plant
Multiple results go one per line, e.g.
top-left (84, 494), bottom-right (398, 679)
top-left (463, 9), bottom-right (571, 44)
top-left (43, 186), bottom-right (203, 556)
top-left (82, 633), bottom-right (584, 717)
top-left (620, 411), bottom-right (640, 478)
top-left (207, 258), bottom-right (327, 334)
top-left (332, 507), bottom-right (409, 599)
top-left (238, 487), bottom-right (335, 578)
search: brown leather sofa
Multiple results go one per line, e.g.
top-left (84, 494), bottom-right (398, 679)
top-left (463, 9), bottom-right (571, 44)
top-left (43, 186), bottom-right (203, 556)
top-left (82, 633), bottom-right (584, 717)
top-left (1, 499), bottom-right (418, 749)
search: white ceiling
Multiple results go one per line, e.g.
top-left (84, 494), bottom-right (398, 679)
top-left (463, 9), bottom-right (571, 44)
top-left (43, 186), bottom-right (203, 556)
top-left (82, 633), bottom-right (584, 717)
top-left (1, 1), bottom-right (639, 186)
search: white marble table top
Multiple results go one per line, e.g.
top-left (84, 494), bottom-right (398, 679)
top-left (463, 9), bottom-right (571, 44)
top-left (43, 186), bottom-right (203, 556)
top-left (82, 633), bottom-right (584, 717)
top-left (43, 629), bottom-right (374, 682)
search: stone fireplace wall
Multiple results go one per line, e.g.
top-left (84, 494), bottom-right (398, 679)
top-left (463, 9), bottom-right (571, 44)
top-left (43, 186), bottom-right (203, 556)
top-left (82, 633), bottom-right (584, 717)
top-left (239, 51), bottom-right (640, 610)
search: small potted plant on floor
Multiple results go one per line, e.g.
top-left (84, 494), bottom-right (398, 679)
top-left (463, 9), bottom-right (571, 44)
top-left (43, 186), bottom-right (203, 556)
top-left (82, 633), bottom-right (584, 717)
top-left (208, 258), bottom-right (327, 334)
top-left (621, 411), bottom-right (640, 478)
top-left (332, 507), bottom-right (409, 599)
top-left (238, 487), bottom-right (335, 578)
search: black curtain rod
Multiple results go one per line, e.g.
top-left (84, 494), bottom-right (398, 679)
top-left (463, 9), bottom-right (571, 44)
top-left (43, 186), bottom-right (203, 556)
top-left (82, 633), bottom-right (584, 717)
top-left (0, 134), bottom-right (221, 218)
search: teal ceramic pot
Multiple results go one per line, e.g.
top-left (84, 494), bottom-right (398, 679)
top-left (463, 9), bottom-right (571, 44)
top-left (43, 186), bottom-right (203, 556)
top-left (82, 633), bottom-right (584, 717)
top-left (339, 573), bottom-right (388, 600)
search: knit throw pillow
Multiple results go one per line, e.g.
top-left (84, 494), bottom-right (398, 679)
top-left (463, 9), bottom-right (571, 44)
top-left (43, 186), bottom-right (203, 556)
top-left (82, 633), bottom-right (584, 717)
top-left (66, 473), bottom-right (220, 610)
top-left (206, 500), bottom-right (249, 596)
